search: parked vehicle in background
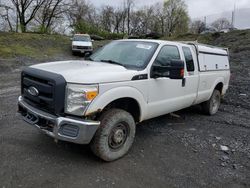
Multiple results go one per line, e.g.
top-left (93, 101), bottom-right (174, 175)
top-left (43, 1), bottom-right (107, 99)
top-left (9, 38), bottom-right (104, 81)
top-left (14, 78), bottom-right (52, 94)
top-left (18, 39), bottom-right (230, 161)
top-left (220, 27), bottom-right (238, 33)
top-left (201, 27), bottom-right (218, 34)
top-left (72, 34), bottom-right (93, 55)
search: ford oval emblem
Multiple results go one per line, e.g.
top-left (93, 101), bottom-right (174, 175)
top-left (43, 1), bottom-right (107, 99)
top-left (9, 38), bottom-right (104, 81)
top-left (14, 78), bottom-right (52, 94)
top-left (28, 86), bottom-right (39, 96)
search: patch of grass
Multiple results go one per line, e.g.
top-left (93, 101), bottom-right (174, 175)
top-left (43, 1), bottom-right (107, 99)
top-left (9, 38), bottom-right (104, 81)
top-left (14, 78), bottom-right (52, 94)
top-left (0, 46), bottom-right (12, 58)
top-left (0, 32), bottom-right (71, 59)
top-left (0, 32), bottom-right (112, 60)
top-left (93, 40), bottom-right (111, 49)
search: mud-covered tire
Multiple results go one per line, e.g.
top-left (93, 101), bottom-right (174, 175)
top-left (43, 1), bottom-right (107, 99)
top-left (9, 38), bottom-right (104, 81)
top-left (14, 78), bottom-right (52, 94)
top-left (202, 90), bottom-right (221, 115)
top-left (90, 109), bottom-right (136, 162)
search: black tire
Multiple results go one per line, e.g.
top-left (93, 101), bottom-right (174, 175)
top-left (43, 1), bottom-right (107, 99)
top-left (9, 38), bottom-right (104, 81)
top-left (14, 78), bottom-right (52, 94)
top-left (72, 51), bottom-right (77, 56)
top-left (202, 89), bottom-right (221, 115)
top-left (90, 109), bottom-right (136, 162)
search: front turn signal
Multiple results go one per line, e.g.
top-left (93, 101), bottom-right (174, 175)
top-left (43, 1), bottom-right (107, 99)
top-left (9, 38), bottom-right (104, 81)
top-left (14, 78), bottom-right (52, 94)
top-left (85, 91), bottom-right (98, 101)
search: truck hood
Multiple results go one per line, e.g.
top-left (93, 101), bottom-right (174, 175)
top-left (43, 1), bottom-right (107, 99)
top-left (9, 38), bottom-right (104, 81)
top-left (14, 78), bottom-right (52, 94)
top-left (31, 60), bottom-right (139, 83)
top-left (72, 41), bottom-right (92, 46)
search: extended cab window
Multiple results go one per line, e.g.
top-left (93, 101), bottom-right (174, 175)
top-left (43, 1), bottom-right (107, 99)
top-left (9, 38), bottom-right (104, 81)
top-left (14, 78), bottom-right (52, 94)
top-left (183, 47), bottom-right (195, 72)
top-left (154, 45), bottom-right (180, 66)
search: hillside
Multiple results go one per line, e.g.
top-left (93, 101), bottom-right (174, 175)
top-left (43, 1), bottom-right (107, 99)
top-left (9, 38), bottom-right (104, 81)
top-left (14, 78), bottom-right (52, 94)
top-left (0, 32), bottom-right (71, 59)
top-left (0, 32), bottom-right (107, 71)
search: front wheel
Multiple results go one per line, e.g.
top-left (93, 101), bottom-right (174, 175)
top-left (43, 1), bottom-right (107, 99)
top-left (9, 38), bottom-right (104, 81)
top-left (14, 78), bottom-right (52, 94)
top-left (202, 89), bottom-right (221, 115)
top-left (90, 109), bottom-right (136, 161)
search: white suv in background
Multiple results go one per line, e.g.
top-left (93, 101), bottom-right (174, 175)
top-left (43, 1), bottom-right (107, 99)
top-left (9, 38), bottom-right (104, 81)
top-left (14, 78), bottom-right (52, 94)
top-left (72, 34), bottom-right (93, 55)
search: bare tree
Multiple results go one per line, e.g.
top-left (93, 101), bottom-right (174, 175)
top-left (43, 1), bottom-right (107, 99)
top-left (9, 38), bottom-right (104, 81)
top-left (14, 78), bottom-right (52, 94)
top-left (11, 0), bottom-right (46, 32)
top-left (35, 0), bottom-right (66, 33)
top-left (143, 5), bottom-right (157, 34)
top-left (66, 0), bottom-right (95, 27)
top-left (113, 8), bottom-right (125, 33)
top-left (100, 6), bottom-right (114, 32)
top-left (211, 18), bottom-right (231, 31)
top-left (163, 0), bottom-right (189, 36)
top-left (130, 9), bottom-right (144, 35)
top-left (124, 0), bottom-right (133, 35)
top-left (154, 2), bottom-right (166, 35)
top-left (0, 4), bottom-right (14, 31)
top-left (190, 20), bottom-right (206, 34)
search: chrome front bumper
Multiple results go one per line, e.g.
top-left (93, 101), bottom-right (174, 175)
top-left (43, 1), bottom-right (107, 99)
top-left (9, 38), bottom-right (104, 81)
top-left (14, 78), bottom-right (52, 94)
top-left (18, 96), bottom-right (100, 144)
top-left (72, 49), bottom-right (93, 53)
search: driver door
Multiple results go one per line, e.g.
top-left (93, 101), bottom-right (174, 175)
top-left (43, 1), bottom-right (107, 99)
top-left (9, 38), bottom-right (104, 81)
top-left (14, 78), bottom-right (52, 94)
top-left (147, 45), bottom-right (196, 119)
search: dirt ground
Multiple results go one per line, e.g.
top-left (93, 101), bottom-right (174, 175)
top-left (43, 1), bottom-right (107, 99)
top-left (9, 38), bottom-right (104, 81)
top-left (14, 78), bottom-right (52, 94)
top-left (0, 48), bottom-right (249, 188)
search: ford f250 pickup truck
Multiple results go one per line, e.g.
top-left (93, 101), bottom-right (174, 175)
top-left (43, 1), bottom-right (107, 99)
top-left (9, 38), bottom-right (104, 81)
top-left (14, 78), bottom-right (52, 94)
top-left (18, 39), bottom-right (230, 161)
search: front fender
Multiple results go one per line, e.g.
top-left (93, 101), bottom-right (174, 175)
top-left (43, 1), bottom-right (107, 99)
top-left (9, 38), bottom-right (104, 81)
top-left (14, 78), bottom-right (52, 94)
top-left (85, 86), bottom-right (147, 121)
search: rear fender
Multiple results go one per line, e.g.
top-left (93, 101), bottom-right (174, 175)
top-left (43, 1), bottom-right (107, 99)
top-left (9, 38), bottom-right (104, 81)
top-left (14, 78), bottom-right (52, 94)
top-left (209, 77), bottom-right (225, 98)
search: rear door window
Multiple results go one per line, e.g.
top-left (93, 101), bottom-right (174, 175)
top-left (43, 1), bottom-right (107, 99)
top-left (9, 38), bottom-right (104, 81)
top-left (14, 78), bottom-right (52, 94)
top-left (182, 47), bottom-right (195, 72)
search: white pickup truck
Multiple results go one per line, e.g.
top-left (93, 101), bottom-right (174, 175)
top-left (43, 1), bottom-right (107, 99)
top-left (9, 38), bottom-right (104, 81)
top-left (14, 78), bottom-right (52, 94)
top-left (18, 39), bottom-right (230, 161)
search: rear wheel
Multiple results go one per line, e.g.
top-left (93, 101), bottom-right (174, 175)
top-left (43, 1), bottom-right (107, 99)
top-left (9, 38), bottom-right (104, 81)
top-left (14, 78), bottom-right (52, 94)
top-left (202, 89), bottom-right (221, 115)
top-left (90, 109), bottom-right (136, 161)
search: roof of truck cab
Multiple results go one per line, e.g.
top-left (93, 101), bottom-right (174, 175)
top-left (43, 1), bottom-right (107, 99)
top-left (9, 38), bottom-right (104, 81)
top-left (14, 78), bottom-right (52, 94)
top-left (119, 39), bottom-right (181, 45)
top-left (119, 39), bottom-right (228, 55)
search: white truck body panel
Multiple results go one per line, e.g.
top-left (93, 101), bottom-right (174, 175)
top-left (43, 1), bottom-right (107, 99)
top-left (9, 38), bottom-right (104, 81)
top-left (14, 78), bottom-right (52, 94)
top-left (31, 61), bottom-right (138, 84)
top-left (197, 45), bottom-right (229, 71)
top-left (145, 43), bottom-right (199, 119)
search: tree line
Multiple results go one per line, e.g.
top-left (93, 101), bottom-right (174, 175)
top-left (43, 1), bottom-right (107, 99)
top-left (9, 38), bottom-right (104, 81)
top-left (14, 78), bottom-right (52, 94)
top-left (0, 0), bottom-right (232, 39)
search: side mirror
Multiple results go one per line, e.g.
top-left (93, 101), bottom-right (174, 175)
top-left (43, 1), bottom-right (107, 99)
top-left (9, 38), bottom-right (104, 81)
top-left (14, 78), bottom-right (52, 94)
top-left (151, 59), bottom-right (184, 79)
top-left (169, 60), bottom-right (185, 79)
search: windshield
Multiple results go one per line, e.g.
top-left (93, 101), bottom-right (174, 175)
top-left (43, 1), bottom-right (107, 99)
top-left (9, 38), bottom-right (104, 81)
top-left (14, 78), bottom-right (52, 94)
top-left (73, 35), bottom-right (91, 42)
top-left (90, 41), bottom-right (159, 69)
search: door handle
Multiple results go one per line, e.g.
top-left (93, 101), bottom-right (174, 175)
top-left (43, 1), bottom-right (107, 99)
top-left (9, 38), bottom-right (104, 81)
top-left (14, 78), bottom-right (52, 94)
top-left (182, 78), bottom-right (186, 87)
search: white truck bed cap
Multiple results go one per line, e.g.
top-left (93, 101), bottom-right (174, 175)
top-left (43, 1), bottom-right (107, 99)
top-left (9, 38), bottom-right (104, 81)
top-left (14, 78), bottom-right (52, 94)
top-left (197, 44), bottom-right (228, 56)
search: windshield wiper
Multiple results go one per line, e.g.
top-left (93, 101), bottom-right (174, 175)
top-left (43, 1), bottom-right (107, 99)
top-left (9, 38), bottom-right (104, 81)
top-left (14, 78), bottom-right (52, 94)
top-left (100, 59), bottom-right (126, 68)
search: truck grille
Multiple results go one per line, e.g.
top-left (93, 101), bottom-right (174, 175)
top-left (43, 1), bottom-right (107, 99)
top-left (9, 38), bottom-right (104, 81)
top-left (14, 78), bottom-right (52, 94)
top-left (21, 67), bottom-right (66, 115)
top-left (75, 46), bottom-right (91, 49)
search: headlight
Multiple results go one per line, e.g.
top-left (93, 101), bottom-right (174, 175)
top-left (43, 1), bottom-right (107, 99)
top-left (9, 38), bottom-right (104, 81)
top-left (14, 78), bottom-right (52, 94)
top-left (65, 84), bottom-right (98, 116)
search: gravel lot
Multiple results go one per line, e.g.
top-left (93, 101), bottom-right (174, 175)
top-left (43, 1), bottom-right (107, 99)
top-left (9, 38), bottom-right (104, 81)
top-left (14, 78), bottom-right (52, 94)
top-left (0, 49), bottom-right (249, 188)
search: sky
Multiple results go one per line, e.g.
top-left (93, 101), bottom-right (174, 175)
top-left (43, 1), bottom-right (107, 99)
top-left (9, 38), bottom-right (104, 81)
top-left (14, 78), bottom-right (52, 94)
top-left (185, 0), bottom-right (250, 18)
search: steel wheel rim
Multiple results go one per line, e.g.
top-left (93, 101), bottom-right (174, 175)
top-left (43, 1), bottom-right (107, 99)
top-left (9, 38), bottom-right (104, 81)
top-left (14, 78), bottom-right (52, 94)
top-left (108, 122), bottom-right (129, 151)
